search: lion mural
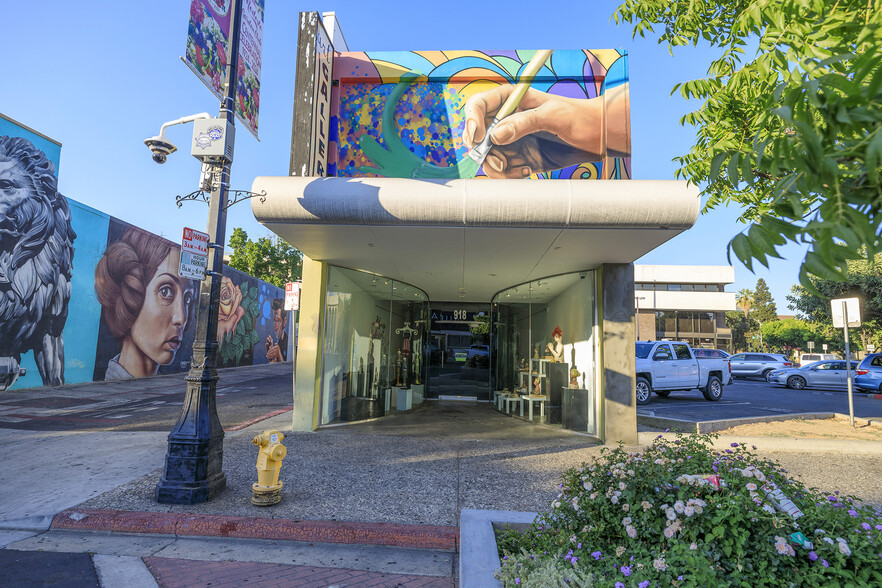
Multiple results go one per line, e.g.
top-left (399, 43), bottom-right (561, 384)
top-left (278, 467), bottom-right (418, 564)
top-left (0, 136), bottom-right (76, 390)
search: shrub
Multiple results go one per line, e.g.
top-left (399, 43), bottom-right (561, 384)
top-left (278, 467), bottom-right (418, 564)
top-left (496, 434), bottom-right (882, 587)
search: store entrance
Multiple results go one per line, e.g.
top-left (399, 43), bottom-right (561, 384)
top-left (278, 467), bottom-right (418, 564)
top-left (426, 302), bottom-right (491, 400)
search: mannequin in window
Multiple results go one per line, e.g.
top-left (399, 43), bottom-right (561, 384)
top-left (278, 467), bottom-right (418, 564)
top-left (546, 326), bottom-right (564, 363)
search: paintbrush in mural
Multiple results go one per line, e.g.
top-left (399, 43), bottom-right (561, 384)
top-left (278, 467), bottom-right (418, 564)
top-left (464, 49), bottom-right (553, 172)
top-left (358, 50), bottom-right (553, 180)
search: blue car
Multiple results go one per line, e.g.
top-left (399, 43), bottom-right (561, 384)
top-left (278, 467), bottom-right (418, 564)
top-left (855, 353), bottom-right (882, 392)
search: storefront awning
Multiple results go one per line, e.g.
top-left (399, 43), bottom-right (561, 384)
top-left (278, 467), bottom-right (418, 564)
top-left (251, 177), bottom-right (699, 302)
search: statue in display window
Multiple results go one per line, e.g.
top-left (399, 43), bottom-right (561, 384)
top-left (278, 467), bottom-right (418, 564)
top-left (533, 376), bottom-right (541, 394)
top-left (546, 326), bottom-right (564, 363)
top-left (395, 321), bottom-right (417, 387)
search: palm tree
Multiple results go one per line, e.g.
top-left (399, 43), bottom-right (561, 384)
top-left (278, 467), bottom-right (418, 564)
top-left (737, 289), bottom-right (754, 319)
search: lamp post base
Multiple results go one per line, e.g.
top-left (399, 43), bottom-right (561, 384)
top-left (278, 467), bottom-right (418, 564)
top-left (155, 433), bottom-right (227, 504)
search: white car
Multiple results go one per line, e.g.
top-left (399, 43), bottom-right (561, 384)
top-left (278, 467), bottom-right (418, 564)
top-left (798, 353), bottom-right (839, 367)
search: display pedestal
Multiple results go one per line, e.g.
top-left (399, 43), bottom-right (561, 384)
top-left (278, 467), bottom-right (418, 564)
top-left (563, 387), bottom-right (594, 433)
top-left (396, 387), bottom-right (413, 411)
top-left (411, 384), bottom-right (425, 405)
top-left (546, 363), bottom-right (567, 424)
top-left (383, 389), bottom-right (391, 412)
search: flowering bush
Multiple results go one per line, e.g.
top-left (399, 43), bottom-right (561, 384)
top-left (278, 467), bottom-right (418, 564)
top-left (496, 434), bottom-right (882, 586)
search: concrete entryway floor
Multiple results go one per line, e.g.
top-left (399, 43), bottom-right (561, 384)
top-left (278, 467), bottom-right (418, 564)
top-left (77, 401), bottom-right (605, 527)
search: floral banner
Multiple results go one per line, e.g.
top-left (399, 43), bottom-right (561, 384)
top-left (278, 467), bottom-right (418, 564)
top-left (185, 0), bottom-right (264, 139)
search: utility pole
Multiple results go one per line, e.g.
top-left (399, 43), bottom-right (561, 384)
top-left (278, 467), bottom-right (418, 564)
top-left (155, 0), bottom-right (243, 504)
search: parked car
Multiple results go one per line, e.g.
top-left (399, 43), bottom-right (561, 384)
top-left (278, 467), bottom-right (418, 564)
top-left (768, 360), bottom-right (860, 390)
top-left (855, 353), bottom-right (882, 392)
top-left (728, 353), bottom-right (793, 382)
top-left (635, 341), bottom-right (732, 405)
top-left (798, 353), bottom-right (839, 367)
top-left (692, 348), bottom-right (731, 359)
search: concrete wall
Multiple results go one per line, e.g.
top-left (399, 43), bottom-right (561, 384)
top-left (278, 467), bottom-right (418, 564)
top-left (293, 255), bottom-right (327, 430)
top-left (599, 263), bottom-right (637, 444)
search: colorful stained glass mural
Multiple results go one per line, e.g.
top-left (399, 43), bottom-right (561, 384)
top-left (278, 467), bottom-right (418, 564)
top-left (331, 49), bottom-right (631, 180)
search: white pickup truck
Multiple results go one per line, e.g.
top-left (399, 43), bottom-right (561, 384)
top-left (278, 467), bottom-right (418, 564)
top-left (635, 341), bottom-right (732, 405)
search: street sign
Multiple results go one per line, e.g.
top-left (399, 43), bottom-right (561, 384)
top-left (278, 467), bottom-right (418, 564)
top-left (822, 344), bottom-right (828, 351)
top-left (831, 297), bottom-right (861, 328)
top-left (180, 227), bottom-right (210, 280)
top-left (807, 341), bottom-right (814, 351)
top-left (285, 282), bottom-right (301, 311)
top-left (868, 344), bottom-right (877, 352)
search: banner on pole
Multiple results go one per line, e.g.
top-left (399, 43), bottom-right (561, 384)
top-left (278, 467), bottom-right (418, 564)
top-left (185, 0), bottom-right (264, 139)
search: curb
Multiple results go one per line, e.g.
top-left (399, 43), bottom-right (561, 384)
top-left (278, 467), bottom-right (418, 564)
top-left (50, 508), bottom-right (459, 552)
top-left (636, 432), bottom-right (882, 454)
top-left (637, 412), bottom-right (839, 434)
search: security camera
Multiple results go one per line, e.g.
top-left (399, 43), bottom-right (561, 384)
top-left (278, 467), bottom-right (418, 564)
top-left (143, 113), bottom-right (211, 165)
top-left (144, 136), bottom-right (178, 164)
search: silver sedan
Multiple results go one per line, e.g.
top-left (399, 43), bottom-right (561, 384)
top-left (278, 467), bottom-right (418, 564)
top-left (768, 360), bottom-right (859, 390)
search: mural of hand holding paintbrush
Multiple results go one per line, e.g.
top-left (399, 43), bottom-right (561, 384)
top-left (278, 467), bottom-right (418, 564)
top-left (462, 49), bottom-right (630, 178)
top-left (357, 49), bottom-right (630, 180)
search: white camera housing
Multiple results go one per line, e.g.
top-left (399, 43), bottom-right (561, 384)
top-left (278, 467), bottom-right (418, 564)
top-left (144, 136), bottom-right (178, 164)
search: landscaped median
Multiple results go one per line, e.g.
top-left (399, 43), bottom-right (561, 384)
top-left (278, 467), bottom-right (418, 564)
top-left (462, 433), bottom-right (882, 587)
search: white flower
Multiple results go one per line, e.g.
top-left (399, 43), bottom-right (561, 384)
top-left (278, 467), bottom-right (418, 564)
top-left (666, 508), bottom-right (677, 521)
top-left (746, 482), bottom-right (758, 491)
top-left (611, 495), bottom-right (620, 505)
top-left (626, 525), bottom-right (637, 538)
top-left (754, 471), bottom-right (766, 482)
top-left (590, 492), bottom-right (598, 500)
top-left (684, 506), bottom-right (695, 517)
top-left (552, 500), bottom-right (560, 508)
top-left (622, 503), bottom-right (630, 512)
top-left (664, 526), bottom-right (676, 539)
top-left (622, 517), bottom-right (632, 526)
top-left (616, 546), bottom-right (626, 557)
top-left (690, 542), bottom-right (698, 551)
top-left (741, 468), bottom-right (754, 478)
top-left (762, 505), bottom-right (776, 514)
top-left (619, 482), bottom-right (627, 491)
top-left (642, 501), bottom-right (652, 511)
top-left (823, 537), bottom-right (835, 545)
top-left (584, 481), bottom-right (593, 491)
top-left (674, 501), bottom-right (685, 513)
top-left (774, 537), bottom-right (795, 557)
top-left (837, 539), bottom-right (852, 556)
top-left (627, 469), bottom-right (635, 476)
top-left (653, 557), bottom-right (668, 571)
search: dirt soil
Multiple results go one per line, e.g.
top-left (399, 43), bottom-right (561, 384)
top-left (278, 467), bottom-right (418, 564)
top-left (714, 417), bottom-right (882, 441)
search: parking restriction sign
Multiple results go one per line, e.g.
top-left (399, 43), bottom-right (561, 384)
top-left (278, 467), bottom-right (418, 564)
top-left (285, 282), bottom-right (300, 311)
top-left (180, 227), bottom-right (210, 280)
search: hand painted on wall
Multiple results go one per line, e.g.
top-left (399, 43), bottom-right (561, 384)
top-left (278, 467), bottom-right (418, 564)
top-left (334, 49), bottom-right (631, 181)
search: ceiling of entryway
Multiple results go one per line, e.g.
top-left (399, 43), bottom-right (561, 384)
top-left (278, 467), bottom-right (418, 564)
top-left (251, 177), bottom-right (699, 303)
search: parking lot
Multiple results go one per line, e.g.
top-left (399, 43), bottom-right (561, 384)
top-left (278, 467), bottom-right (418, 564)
top-left (637, 376), bottom-right (882, 423)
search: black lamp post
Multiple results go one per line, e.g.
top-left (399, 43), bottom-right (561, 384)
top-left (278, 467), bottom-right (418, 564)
top-left (154, 0), bottom-right (244, 504)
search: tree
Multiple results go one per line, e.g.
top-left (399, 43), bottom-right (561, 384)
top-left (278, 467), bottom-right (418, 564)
top-left (786, 250), bottom-right (882, 350)
top-left (752, 278), bottom-right (778, 323)
top-left (736, 289), bottom-right (754, 319)
top-left (726, 310), bottom-right (751, 351)
top-left (614, 1), bottom-right (882, 290)
top-left (227, 228), bottom-right (302, 288)
top-left (760, 318), bottom-right (813, 353)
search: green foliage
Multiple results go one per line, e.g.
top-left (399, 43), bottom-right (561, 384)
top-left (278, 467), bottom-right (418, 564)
top-left (786, 250), bottom-right (882, 350)
top-left (227, 227), bottom-right (302, 288)
top-left (218, 280), bottom-right (260, 366)
top-left (614, 0), bottom-right (882, 290)
top-left (497, 433), bottom-right (882, 586)
top-left (726, 311), bottom-right (751, 350)
top-left (760, 318), bottom-right (815, 353)
top-left (752, 278), bottom-right (779, 323)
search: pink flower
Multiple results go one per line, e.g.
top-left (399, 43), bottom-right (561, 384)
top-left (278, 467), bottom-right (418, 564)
top-left (190, 1), bottom-right (204, 25)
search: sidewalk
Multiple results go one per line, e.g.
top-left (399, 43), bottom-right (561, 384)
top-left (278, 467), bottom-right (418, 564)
top-left (3, 366), bottom-right (882, 586)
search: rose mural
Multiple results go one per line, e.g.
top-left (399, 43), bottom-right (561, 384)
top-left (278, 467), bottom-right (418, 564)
top-left (216, 275), bottom-right (260, 367)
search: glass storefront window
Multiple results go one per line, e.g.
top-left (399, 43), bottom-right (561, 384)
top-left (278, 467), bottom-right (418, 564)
top-left (319, 267), bottom-right (428, 425)
top-left (491, 272), bottom-right (597, 435)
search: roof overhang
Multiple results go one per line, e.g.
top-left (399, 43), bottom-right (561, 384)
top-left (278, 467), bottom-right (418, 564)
top-left (251, 177), bottom-right (699, 302)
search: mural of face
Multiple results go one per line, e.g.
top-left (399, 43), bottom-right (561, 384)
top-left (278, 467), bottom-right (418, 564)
top-left (121, 250), bottom-right (194, 377)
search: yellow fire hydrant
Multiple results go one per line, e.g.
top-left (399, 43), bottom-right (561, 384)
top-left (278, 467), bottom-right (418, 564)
top-left (251, 430), bottom-right (287, 506)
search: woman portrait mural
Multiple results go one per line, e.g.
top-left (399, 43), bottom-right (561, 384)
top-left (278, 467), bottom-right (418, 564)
top-left (93, 225), bottom-right (196, 380)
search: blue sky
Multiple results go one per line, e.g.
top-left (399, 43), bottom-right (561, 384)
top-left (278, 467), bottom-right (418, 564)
top-left (3, 0), bottom-right (805, 311)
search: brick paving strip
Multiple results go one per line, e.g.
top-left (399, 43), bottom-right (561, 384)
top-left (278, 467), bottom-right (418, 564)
top-left (51, 508), bottom-right (459, 551)
top-left (144, 557), bottom-right (454, 588)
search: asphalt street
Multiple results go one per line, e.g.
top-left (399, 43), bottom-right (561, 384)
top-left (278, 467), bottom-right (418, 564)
top-left (0, 364), bottom-right (293, 433)
top-left (637, 375), bottom-right (882, 422)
